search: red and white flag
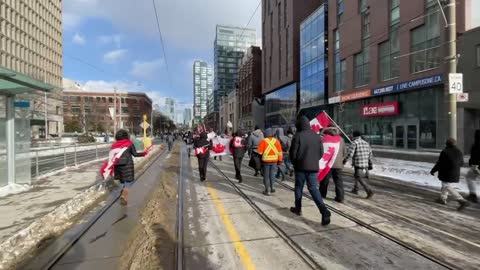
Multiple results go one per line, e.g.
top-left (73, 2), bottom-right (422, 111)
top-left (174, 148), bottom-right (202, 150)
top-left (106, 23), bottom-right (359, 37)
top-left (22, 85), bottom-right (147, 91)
top-left (210, 136), bottom-right (232, 157)
top-left (310, 112), bottom-right (332, 134)
top-left (100, 139), bottom-right (133, 180)
top-left (318, 134), bottom-right (342, 182)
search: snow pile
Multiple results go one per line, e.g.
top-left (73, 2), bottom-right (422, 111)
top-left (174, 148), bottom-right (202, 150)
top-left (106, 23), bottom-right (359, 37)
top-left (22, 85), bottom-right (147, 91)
top-left (366, 157), bottom-right (470, 193)
top-left (0, 145), bottom-right (163, 270)
top-left (0, 184), bottom-right (32, 198)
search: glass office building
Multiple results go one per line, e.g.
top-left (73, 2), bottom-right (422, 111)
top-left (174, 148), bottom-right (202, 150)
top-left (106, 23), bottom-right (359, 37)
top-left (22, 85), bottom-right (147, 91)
top-left (300, 4), bottom-right (328, 108)
top-left (264, 83), bottom-right (297, 129)
top-left (213, 25), bottom-right (256, 112)
top-left (193, 61), bottom-right (213, 125)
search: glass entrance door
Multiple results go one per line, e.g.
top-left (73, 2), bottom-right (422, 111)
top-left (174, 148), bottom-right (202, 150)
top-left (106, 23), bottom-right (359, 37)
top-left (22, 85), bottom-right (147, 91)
top-left (395, 125), bottom-right (404, 148)
top-left (407, 125), bottom-right (418, 149)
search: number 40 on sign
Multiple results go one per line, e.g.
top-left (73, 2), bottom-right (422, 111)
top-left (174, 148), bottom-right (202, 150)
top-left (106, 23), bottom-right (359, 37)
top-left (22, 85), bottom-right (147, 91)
top-left (449, 73), bottom-right (463, 94)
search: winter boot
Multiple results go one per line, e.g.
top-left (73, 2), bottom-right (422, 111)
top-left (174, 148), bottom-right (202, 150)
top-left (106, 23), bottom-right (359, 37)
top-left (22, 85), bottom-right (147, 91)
top-left (467, 193), bottom-right (478, 203)
top-left (436, 198), bottom-right (447, 205)
top-left (263, 190), bottom-right (270, 196)
top-left (120, 188), bottom-right (129, 205)
top-left (290, 207), bottom-right (302, 216)
top-left (351, 189), bottom-right (359, 195)
top-left (321, 212), bottom-right (331, 226)
top-left (366, 190), bottom-right (374, 199)
top-left (457, 200), bottom-right (470, 211)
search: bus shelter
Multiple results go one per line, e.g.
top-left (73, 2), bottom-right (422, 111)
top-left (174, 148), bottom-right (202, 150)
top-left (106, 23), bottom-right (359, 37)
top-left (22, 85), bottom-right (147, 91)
top-left (0, 67), bottom-right (55, 187)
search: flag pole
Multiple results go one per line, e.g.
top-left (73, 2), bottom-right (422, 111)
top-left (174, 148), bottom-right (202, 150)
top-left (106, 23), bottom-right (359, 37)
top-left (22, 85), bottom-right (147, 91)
top-left (322, 110), bottom-right (352, 144)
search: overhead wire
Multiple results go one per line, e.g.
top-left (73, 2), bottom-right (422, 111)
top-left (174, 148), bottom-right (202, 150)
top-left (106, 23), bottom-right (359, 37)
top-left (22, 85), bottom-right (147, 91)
top-left (152, 0), bottom-right (173, 91)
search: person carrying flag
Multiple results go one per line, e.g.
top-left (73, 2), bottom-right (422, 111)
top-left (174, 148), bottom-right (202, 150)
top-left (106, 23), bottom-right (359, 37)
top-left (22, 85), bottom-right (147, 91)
top-left (257, 128), bottom-right (283, 196)
top-left (194, 132), bottom-right (212, 182)
top-left (100, 129), bottom-right (151, 205)
top-left (230, 130), bottom-right (247, 183)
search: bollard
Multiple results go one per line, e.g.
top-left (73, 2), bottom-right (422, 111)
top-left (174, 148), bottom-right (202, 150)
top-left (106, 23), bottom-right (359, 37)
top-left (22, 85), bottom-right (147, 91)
top-left (74, 144), bottom-right (77, 166)
top-left (95, 143), bottom-right (99, 160)
top-left (35, 151), bottom-right (39, 178)
top-left (64, 147), bottom-right (67, 168)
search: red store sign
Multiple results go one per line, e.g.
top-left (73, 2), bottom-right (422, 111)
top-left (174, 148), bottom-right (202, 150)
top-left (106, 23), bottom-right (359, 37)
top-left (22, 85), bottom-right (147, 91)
top-left (361, 101), bottom-right (399, 117)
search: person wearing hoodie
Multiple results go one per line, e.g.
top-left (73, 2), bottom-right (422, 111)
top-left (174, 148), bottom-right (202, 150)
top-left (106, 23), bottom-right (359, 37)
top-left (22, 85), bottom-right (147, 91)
top-left (319, 127), bottom-right (347, 203)
top-left (194, 132), bottom-right (212, 182)
top-left (257, 128), bottom-right (283, 195)
top-left (466, 130), bottom-right (480, 203)
top-left (431, 138), bottom-right (469, 210)
top-left (230, 130), bottom-right (247, 183)
top-left (285, 128), bottom-right (295, 176)
top-left (289, 116), bottom-right (331, 226)
top-left (248, 126), bottom-right (264, 176)
top-left (275, 128), bottom-right (290, 181)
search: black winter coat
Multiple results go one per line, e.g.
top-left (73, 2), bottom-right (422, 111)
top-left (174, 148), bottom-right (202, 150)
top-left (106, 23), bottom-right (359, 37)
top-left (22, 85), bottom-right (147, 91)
top-left (290, 116), bottom-right (324, 172)
top-left (431, 146), bottom-right (464, 183)
top-left (114, 144), bottom-right (144, 183)
top-left (469, 130), bottom-right (480, 166)
top-left (230, 136), bottom-right (247, 158)
top-left (194, 137), bottom-right (211, 159)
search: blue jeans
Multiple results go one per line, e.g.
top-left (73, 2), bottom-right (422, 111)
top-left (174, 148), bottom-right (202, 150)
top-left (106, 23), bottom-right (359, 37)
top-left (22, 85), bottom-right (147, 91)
top-left (284, 156), bottom-right (293, 171)
top-left (121, 181), bottom-right (133, 189)
top-left (263, 163), bottom-right (277, 192)
top-left (294, 172), bottom-right (330, 216)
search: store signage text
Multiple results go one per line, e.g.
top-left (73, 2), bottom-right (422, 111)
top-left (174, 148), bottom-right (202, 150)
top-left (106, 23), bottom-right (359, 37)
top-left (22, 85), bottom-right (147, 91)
top-left (361, 101), bottom-right (399, 117)
top-left (340, 89), bottom-right (371, 102)
top-left (372, 74), bottom-right (443, 96)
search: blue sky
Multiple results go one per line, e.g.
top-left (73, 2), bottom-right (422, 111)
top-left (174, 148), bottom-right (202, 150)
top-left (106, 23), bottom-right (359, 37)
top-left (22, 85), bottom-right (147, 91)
top-left (63, 0), bottom-right (262, 107)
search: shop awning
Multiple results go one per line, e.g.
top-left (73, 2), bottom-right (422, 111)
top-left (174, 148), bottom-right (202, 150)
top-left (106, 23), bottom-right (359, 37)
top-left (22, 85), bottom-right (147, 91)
top-left (0, 67), bottom-right (56, 95)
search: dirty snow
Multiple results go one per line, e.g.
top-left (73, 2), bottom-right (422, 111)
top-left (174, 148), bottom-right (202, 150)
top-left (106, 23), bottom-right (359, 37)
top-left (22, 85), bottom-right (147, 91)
top-left (0, 184), bottom-right (32, 198)
top-left (364, 157), bottom-right (472, 193)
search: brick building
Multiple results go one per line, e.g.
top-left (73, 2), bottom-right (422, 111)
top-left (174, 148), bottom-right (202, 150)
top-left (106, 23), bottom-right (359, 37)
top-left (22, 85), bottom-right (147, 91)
top-left (238, 46), bottom-right (262, 130)
top-left (62, 90), bottom-right (152, 135)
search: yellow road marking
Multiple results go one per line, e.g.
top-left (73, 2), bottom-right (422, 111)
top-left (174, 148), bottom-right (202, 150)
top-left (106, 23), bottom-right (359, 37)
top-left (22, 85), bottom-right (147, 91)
top-left (206, 183), bottom-right (256, 270)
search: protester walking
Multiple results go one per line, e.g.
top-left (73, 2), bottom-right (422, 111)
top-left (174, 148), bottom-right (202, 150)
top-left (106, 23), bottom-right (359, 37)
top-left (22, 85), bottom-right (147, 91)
top-left (285, 128), bottom-right (295, 176)
top-left (194, 132), bottom-right (212, 182)
top-left (289, 116), bottom-right (331, 226)
top-left (230, 131), bottom-right (247, 183)
top-left (466, 130), bottom-right (480, 203)
top-left (166, 133), bottom-right (174, 152)
top-left (319, 127), bottom-right (346, 203)
top-left (257, 128), bottom-right (283, 195)
top-left (275, 128), bottom-right (290, 181)
top-left (248, 126), bottom-right (264, 176)
top-left (344, 131), bottom-right (374, 199)
top-left (431, 138), bottom-right (470, 210)
top-left (100, 129), bottom-right (150, 206)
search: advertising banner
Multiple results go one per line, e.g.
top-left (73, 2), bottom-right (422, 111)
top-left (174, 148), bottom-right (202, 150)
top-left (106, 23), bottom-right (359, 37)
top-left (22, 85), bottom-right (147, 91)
top-left (361, 101), bottom-right (399, 117)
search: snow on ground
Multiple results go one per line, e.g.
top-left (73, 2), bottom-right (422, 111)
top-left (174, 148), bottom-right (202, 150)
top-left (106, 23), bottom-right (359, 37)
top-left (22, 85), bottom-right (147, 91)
top-left (0, 184), bottom-right (32, 198)
top-left (366, 157), bottom-right (471, 193)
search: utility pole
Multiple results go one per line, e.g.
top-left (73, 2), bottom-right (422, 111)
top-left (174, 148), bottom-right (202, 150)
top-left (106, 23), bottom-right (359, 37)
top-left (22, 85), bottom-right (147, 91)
top-left (44, 92), bottom-right (48, 140)
top-left (113, 87), bottom-right (117, 135)
top-left (446, 0), bottom-right (457, 139)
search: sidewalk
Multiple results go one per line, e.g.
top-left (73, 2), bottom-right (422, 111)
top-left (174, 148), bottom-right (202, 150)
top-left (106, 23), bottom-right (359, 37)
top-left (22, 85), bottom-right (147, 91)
top-left (0, 160), bottom-right (103, 243)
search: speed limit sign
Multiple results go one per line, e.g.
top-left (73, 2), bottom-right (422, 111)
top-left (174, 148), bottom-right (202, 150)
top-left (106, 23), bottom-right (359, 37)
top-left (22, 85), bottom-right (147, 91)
top-left (449, 73), bottom-right (463, 94)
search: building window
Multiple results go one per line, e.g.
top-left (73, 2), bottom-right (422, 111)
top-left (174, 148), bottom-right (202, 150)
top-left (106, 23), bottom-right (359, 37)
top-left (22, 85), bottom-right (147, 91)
top-left (355, 9), bottom-right (370, 87)
top-left (379, 0), bottom-right (400, 81)
top-left (337, 0), bottom-right (344, 24)
top-left (410, 0), bottom-right (441, 73)
top-left (476, 45), bottom-right (480, 67)
top-left (359, 0), bottom-right (368, 13)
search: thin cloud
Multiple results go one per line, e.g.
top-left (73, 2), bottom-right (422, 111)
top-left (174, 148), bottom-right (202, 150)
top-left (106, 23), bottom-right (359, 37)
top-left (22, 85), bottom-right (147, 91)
top-left (72, 33), bottom-right (86, 45)
top-left (97, 34), bottom-right (123, 48)
top-left (130, 59), bottom-right (164, 79)
top-left (103, 49), bottom-right (128, 64)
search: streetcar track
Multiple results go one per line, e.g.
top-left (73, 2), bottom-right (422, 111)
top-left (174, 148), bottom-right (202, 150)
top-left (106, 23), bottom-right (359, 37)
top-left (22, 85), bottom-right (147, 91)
top-left (232, 159), bottom-right (459, 270)
top-left (209, 160), bottom-right (325, 270)
top-left (44, 145), bottom-right (168, 270)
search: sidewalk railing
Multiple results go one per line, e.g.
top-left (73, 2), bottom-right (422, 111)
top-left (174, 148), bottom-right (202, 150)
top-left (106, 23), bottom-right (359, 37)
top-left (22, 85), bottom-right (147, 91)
top-left (32, 143), bottom-right (111, 179)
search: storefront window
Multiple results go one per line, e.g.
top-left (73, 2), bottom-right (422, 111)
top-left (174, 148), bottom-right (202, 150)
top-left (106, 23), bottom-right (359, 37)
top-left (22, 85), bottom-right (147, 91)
top-left (0, 95), bottom-right (6, 186)
top-left (265, 83), bottom-right (297, 128)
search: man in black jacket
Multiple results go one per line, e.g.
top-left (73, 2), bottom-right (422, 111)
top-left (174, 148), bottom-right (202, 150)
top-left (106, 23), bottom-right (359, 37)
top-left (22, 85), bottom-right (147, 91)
top-left (431, 138), bottom-right (469, 211)
top-left (230, 130), bottom-right (247, 183)
top-left (466, 130), bottom-right (480, 203)
top-left (289, 116), bottom-right (331, 226)
top-left (194, 132), bottom-right (212, 182)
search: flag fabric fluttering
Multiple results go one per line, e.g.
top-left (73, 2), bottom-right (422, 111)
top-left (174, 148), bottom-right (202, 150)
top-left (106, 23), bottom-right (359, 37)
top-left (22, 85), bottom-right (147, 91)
top-left (210, 136), bottom-right (232, 157)
top-left (100, 140), bottom-right (133, 180)
top-left (317, 134), bottom-right (342, 182)
top-left (310, 112), bottom-right (332, 134)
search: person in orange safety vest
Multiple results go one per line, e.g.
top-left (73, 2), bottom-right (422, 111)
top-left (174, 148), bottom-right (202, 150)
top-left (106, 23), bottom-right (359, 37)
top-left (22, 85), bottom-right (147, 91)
top-left (257, 128), bottom-right (283, 196)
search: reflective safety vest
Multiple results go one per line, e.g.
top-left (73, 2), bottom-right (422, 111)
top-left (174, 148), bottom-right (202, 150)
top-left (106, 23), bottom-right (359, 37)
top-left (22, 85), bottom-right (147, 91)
top-left (261, 138), bottom-right (281, 162)
top-left (233, 137), bottom-right (244, 148)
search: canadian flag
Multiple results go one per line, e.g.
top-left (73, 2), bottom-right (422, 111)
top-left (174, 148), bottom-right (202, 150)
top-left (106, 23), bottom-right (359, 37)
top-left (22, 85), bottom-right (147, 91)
top-left (210, 136), bottom-right (232, 157)
top-left (310, 112), bottom-right (332, 134)
top-left (100, 139), bottom-right (133, 180)
top-left (318, 134), bottom-right (342, 182)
